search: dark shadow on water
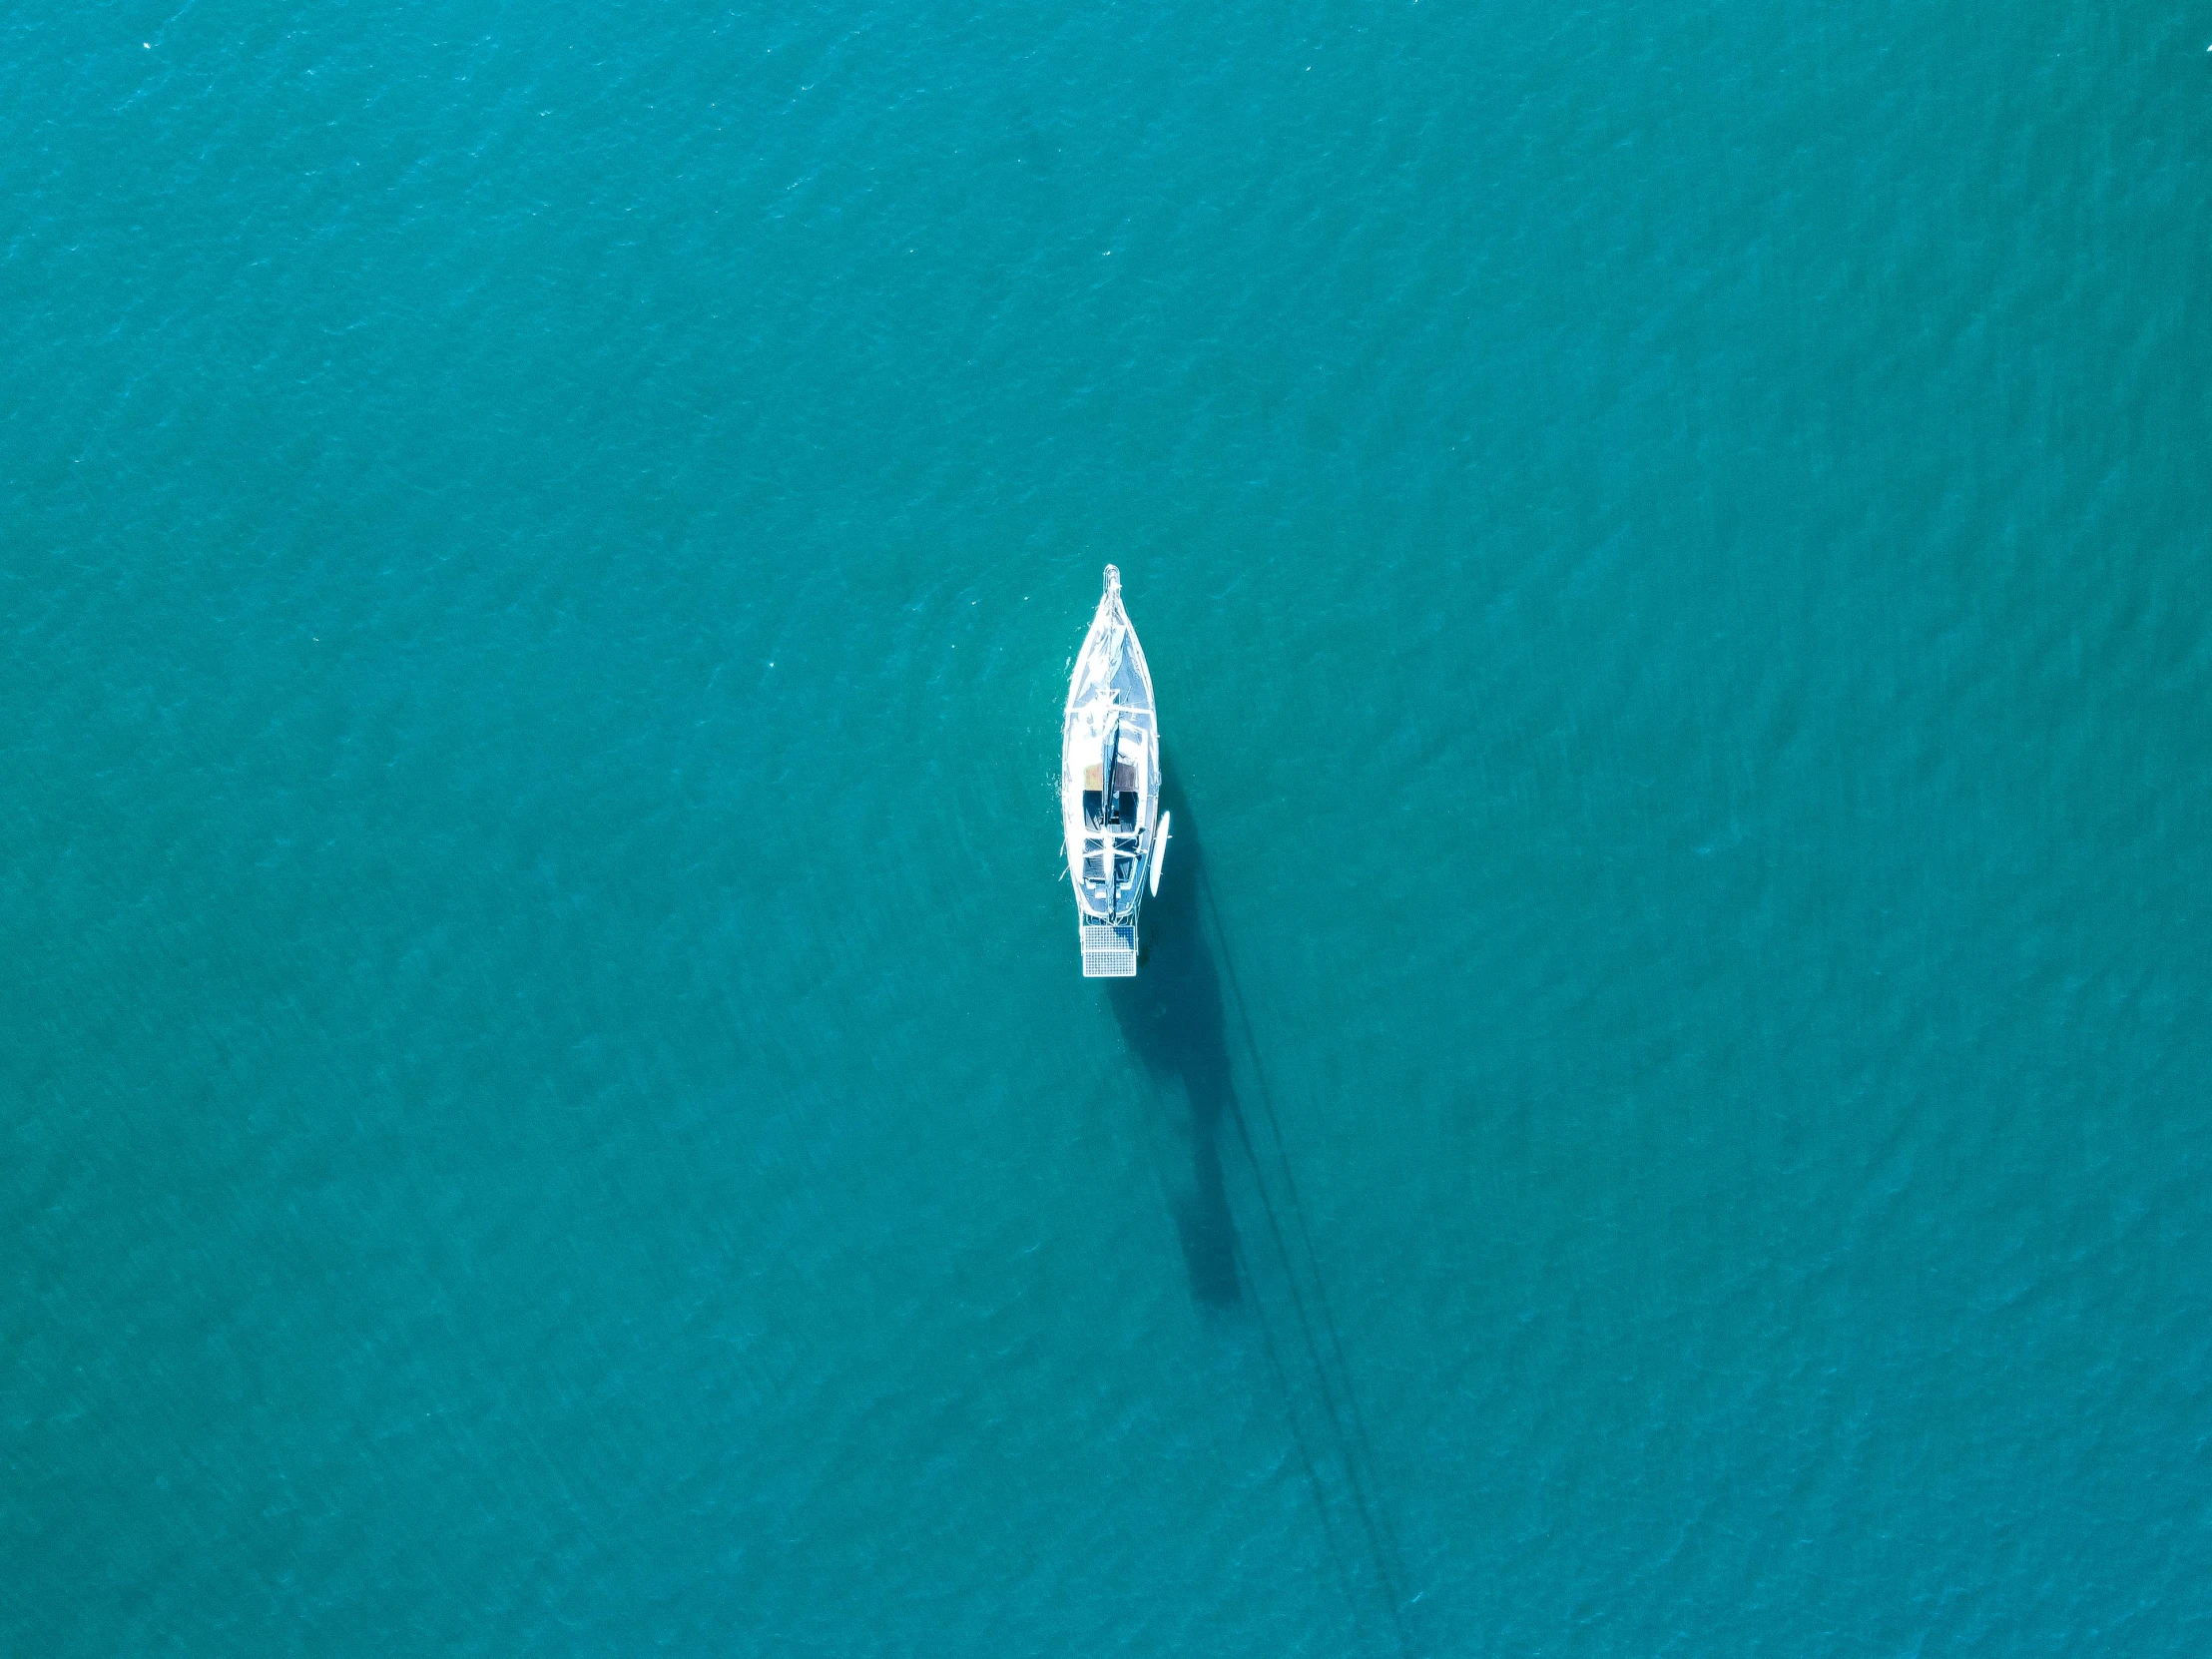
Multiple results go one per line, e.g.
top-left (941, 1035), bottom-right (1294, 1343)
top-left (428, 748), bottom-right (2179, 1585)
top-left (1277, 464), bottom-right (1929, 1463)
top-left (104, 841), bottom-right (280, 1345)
top-left (1107, 782), bottom-right (1242, 1308)
top-left (1107, 776), bottom-right (1418, 1657)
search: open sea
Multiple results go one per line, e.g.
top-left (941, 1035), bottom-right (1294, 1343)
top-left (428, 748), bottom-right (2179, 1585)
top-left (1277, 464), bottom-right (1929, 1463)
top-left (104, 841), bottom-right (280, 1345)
top-left (6, 1), bottom-right (2210, 1653)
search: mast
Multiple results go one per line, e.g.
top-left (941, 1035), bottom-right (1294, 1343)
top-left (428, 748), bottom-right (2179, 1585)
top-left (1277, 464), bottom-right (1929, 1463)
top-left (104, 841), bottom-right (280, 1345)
top-left (1101, 718), bottom-right (1122, 910)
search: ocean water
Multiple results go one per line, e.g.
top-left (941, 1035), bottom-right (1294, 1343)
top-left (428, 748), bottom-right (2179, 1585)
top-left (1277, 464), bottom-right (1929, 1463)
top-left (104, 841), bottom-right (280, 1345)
top-left (6, 0), bottom-right (2210, 1652)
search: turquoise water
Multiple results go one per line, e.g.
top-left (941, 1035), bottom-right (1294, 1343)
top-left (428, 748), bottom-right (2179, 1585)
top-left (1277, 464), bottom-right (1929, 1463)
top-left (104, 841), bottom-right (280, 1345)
top-left (7, 0), bottom-right (2210, 1651)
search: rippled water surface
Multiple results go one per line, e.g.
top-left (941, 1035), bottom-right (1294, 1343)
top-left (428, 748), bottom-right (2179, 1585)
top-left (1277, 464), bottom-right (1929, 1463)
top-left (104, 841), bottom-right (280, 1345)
top-left (7, 2), bottom-right (2209, 1653)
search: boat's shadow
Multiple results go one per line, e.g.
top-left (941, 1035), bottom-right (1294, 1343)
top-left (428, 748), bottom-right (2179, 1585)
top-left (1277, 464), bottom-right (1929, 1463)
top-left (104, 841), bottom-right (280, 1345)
top-left (1107, 789), bottom-right (1243, 1309)
top-left (1114, 800), bottom-right (1420, 1649)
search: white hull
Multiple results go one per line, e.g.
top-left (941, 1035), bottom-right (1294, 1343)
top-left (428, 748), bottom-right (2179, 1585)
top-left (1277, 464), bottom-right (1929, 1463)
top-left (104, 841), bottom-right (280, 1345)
top-left (1061, 566), bottom-right (1162, 976)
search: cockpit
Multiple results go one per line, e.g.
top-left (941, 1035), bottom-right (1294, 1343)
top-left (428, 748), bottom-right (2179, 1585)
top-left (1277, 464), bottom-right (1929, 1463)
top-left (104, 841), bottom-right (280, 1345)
top-left (1082, 761), bottom-right (1141, 830)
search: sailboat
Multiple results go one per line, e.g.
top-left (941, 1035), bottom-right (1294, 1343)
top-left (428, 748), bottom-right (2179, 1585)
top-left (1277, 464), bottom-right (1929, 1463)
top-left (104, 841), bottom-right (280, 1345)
top-left (1062, 565), bottom-right (1169, 976)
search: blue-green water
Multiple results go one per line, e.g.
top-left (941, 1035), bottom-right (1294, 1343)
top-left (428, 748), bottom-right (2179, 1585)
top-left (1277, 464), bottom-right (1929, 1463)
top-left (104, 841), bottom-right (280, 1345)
top-left (7, 1), bottom-right (2210, 1652)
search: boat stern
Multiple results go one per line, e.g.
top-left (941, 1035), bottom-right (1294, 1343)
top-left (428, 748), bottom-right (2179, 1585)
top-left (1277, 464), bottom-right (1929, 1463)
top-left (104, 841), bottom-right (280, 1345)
top-left (1079, 918), bottom-right (1139, 978)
